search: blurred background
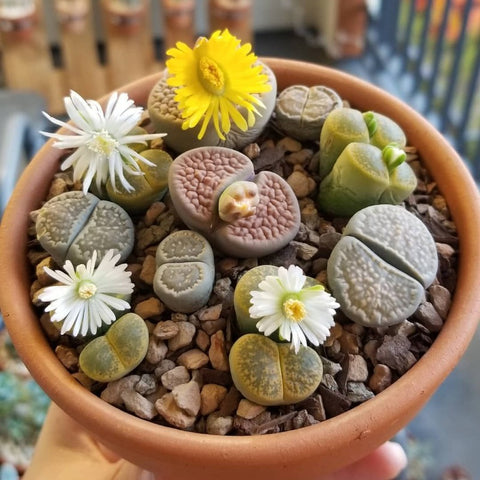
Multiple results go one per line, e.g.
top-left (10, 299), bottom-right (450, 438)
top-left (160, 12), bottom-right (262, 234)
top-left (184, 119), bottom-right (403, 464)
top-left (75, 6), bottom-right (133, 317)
top-left (0, 1), bottom-right (479, 479)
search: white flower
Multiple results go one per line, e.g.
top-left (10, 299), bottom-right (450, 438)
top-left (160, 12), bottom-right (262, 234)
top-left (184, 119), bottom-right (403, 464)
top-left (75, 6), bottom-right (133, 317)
top-left (249, 265), bottom-right (340, 354)
top-left (41, 90), bottom-right (166, 195)
top-left (38, 250), bottom-right (134, 337)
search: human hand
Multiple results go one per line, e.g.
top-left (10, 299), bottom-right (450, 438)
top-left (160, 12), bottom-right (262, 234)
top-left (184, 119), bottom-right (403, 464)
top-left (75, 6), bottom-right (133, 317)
top-left (23, 403), bottom-right (407, 480)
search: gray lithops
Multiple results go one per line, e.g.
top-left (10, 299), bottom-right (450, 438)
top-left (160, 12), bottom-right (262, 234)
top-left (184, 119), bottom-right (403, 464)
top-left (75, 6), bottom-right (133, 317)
top-left (274, 85), bottom-right (343, 141)
top-left (153, 230), bottom-right (215, 313)
top-left (168, 146), bottom-right (301, 258)
top-left (147, 62), bottom-right (277, 153)
top-left (327, 205), bottom-right (438, 327)
top-left (35, 191), bottom-right (134, 266)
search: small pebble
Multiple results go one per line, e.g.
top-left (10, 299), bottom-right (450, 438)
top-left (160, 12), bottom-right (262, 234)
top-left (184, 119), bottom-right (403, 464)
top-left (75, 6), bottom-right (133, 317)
top-left (155, 393), bottom-right (196, 429)
top-left (206, 412), bottom-right (234, 435)
top-left (236, 399), bottom-right (266, 419)
top-left (172, 380), bottom-right (201, 416)
top-left (168, 321), bottom-right (196, 351)
top-left (368, 364), bottom-right (392, 394)
top-left (209, 331), bottom-right (229, 372)
top-left (134, 297), bottom-right (165, 319)
top-left (177, 349), bottom-right (210, 369)
top-left (121, 390), bottom-right (157, 420)
top-left (161, 366), bottom-right (190, 390)
top-left (200, 384), bottom-right (228, 415)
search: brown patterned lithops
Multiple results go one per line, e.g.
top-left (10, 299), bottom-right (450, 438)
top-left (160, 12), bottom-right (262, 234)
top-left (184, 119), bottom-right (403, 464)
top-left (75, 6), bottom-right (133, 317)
top-left (274, 84), bottom-right (343, 141)
top-left (35, 191), bottom-right (134, 266)
top-left (229, 334), bottom-right (323, 406)
top-left (168, 146), bottom-right (301, 258)
top-left (148, 62), bottom-right (277, 153)
top-left (327, 205), bottom-right (438, 327)
top-left (153, 230), bottom-right (215, 313)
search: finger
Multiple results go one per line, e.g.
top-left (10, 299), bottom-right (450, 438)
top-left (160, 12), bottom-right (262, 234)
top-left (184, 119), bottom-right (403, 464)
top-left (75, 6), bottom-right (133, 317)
top-left (326, 441), bottom-right (408, 480)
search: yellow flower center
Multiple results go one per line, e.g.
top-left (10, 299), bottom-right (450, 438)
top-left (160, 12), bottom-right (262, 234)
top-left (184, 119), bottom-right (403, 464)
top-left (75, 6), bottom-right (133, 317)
top-left (283, 298), bottom-right (306, 323)
top-left (78, 281), bottom-right (97, 299)
top-left (198, 56), bottom-right (225, 95)
top-left (88, 130), bottom-right (118, 156)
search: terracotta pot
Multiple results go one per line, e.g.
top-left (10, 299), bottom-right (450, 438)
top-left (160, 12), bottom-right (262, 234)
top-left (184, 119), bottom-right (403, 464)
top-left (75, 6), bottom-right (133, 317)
top-left (1, 58), bottom-right (480, 479)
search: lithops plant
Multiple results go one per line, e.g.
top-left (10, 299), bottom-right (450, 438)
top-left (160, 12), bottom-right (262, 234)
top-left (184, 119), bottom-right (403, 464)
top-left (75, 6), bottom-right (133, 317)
top-left (168, 146), bottom-right (301, 258)
top-left (35, 191), bottom-right (134, 266)
top-left (229, 333), bottom-right (323, 406)
top-left (106, 149), bottom-right (173, 213)
top-left (153, 230), bottom-right (215, 313)
top-left (147, 62), bottom-right (277, 154)
top-left (274, 84), bottom-right (343, 141)
top-left (319, 107), bottom-right (370, 180)
top-left (327, 204), bottom-right (438, 327)
top-left (79, 313), bottom-right (149, 382)
top-left (317, 142), bottom-right (417, 217)
top-left (363, 111), bottom-right (407, 150)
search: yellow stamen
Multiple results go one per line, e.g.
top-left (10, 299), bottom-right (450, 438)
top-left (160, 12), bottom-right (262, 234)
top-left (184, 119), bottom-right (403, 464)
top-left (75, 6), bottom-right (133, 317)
top-left (78, 281), bottom-right (97, 299)
top-left (283, 298), bottom-right (306, 323)
top-left (199, 56), bottom-right (225, 95)
top-left (87, 130), bottom-right (118, 156)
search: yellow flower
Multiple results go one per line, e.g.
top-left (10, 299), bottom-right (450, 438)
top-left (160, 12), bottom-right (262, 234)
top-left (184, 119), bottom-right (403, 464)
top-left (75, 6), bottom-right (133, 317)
top-left (166, 29), bottom-right (272, 140)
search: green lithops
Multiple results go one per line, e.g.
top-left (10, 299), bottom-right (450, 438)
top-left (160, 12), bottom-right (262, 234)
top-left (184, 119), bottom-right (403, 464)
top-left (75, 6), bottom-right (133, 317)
top-left (79, 313), bottom-right (149, 382)
top-left (317, 142), bottom-right (417, 217)
top-left (106, 149), bottom-right (173, 213)
top-left (234, 265), bottom-right (279, 334)
top-left (153, 230), bottom-right (215, 313)
top-left (363, 111), bottom-right (407, 150)
top-left (319, 107), bottom-right (370, 179)
top-left (35, 191), bottom-right (134, 266)
top-left (327, 205), bottom-right (438, 327)
top-left (229, 334), bottom-right (323, 406)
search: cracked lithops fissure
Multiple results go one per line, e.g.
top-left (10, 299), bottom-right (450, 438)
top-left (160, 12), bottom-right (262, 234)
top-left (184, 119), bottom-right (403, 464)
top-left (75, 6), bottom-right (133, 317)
top-left (168, 146), bottom-right (301, 258)
top-left (327, 205), bottom-right (438, 327)
top-left (153, 230), bottom-right (215, 313)
top-left (148, 62), bottom-right (277, 154)
top-left (35, 191), bottom-right (134, 266)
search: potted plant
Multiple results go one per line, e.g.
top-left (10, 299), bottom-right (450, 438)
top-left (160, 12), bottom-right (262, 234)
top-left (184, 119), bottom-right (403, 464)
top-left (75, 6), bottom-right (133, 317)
top-left (1, 30), bottom-right (480, 479)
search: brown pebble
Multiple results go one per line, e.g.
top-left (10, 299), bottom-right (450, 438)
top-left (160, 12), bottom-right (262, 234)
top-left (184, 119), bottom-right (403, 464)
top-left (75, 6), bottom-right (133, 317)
top-left (209, 330), bottom-right (229, 372)
top-left (177, 349), bottom-right (210, 369)
top-left (277, 136), bottom-right (302, 152)
top-left (242, 143), bottom-right (261, 160)
top-left (195, 329), bottom-right (210, 351)
top-left (135, 297), bottom-right (165, 319)
top-left (154, 359), bottom-right (176, 378)
top-left (155, 393), bottom-right (196, 429)
top-left (369, 364), bottom-right (392, 394)
top-left (144, 202), bottom-right (166, 227)
top-left (172, 380), bottom-right (201, 416)
top-left (413, 301), bottom-right (444, 333)
top-left (376, 335), bottom-right (417, 375)
top-left (101, 375), bottom-right (141, 406)
top-left (219, 386), bottom-right (242, 416)
top-left (200, 384), bottom-right (228, 415)
top-left (236, 399), bottom-right (266, 419)
top-left (287, 171), bottom-right (316, 198)
top-left (168, 321), bottom-right (196, 351)
top-left (346, 354), bottom-right (369, 382)
top-left (197, 304), bottom-right (223, 321)
top-left (139, 255), bottom-right (157, 285)
top-left (206, 412), bottom-right (234, 435)
top-left (161, 366), bottom-right (190, 390)
top-left (338, 331), bottom-right (360, 354)
top-left (428, 284), bottom-right (451, 320)
top-left (201, 318), bottom-right (227, 336)
top-left (324, 323), bottom-right (343, 347)
top-left (286, 148), bottom-right (314, 166)
top-left (55, 345), bottom-right (79, 371)
top-left (146, 337), bottom-right (168, 364)
top-left (121, 390), bottom-right (157, 420)
top-left (296, 394), bottom-right (326, 422)
top-left (153, 320), bottom-right (179, 340)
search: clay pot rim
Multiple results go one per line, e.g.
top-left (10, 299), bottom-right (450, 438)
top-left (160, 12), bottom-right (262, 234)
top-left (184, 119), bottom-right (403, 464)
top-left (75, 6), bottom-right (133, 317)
top-left (1, 58), bottom-right (480, 472)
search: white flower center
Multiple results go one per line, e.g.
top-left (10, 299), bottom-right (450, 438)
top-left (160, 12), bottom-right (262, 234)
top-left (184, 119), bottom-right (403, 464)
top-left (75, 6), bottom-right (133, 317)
top-left (87, 130), bottom-right (119, 156)
top-left (77, 281), bottom-right (97, 299)
top-left (283, 298), bottom-right (306, 323)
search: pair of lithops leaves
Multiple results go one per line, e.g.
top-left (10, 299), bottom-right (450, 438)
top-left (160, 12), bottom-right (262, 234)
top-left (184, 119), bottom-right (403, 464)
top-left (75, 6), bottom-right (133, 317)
top-left (147, 62), bottom-right (277, 154)
top-left (168, 146), bottom-right (301, 258)
top-left (317, 107), bottom-right (417, 217)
